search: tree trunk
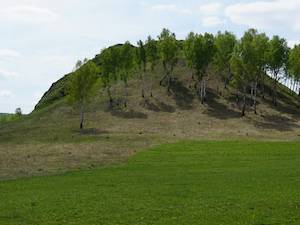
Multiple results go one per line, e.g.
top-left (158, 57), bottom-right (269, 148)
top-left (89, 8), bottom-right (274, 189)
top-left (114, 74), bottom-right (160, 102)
top-left (253, 79), bottom-right (258, 114)
top-left (167, 74), bottom-right (171, 93)
top-left (159, 74), bottom-right (168, 86)
top-left (141, 70), bottom-right (145, 98)
top-left (150, 69), bottom-right (153, 98)
top-left (203, 79), bottom-right (207, 102)
top-left (200, 78), bottom-right (204, 104)
top-left (261, 76), bottom-right (265, 99)
top-left (224, 78), bottom-right (227, 89)
top-left (124, 80), bottom-right (128, 107)
top-left (80, 103), bottom-right (84, 131)
top-left (236, 90), bottom-right (239, 106)
top-left (298, 89), bottom-right (300, 108)
top-left (273, 73), bottom-right (278, 106)
top-left (242, 86), bottom-right (246, 117)
top-left (224, 71), bottom-right (230, 89)
top-left (250, 84), bottom-right (254, 106)
top-left (107, 86), bottom-right (113, 107)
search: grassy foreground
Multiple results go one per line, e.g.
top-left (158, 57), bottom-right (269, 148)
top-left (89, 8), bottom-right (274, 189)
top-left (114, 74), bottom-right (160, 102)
top-left (1, 141), bottom-right (300, 225)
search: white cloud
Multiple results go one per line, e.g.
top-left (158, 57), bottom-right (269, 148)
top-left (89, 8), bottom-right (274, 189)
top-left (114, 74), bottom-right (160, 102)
top-left (199, 3), bottom-right (223, 15)
top-left (0, 49), bottom-right (21, 58)
top-left (0, 68), bottom-right (20, 79)
top-left (225, 0), bottom-right (300, 31)
top-left (0, 5), bottom-right (59, 24)
top-left (0, 49), bottom-right (22, 63)
top-left (202, 16), bottom-right (225, 27)
top-left (288, 40), bottom-right (300, 47)
top-left (199, 3), bottom-right (225, 27)
top-left (150, 4), bottom-right (191, 14)
top-left (0, 90), bottom-right (13, 98)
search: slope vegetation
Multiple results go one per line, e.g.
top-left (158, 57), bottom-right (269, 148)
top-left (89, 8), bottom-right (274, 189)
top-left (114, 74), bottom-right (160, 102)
top-left (0, 45), bottom-right (300, 179)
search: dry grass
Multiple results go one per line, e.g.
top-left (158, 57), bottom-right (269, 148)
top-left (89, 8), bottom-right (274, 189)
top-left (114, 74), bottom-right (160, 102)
top-left (1, 63), bottom-right (300, 180)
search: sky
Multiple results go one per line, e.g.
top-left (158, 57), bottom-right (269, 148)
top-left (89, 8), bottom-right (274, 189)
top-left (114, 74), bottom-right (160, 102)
top-left (1, 0), bottom-right (300, 113)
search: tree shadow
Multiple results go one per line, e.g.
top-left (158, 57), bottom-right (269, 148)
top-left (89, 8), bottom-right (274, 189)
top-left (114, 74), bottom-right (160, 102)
top-left (252, 114), bottom-right (300, 131)
top-left (110, 109), bottom-right (148, 119)
top-left (74, 128), bottom-right (109, 135)
top-left (204, 90), bottom-right (240, 119)
top-left (169, 80), bottom-right (194, 110)
top-left (144, 98), bottom-right (176, 113)
top-left (264, 97), bottom-right (300, 117)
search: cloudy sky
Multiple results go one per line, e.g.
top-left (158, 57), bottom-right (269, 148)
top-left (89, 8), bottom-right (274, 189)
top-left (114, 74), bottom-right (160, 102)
top-left (1, 0), bottom-right (300, 113)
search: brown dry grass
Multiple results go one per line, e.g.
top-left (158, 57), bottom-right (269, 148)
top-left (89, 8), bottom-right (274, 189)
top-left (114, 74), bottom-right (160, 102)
top-left (1, 64), bottom-right (300, 180)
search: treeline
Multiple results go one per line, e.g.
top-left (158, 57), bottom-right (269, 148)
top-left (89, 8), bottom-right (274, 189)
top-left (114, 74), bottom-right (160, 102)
top-left (68, 28), bottom-right (300, 130)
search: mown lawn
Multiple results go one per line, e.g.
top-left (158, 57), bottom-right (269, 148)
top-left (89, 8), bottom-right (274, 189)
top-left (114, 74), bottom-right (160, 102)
top-left (1, 141), bottom-right (300, 225)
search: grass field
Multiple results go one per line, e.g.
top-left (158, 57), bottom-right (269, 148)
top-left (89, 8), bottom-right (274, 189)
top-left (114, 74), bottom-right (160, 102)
top-left (1, 141), bottom-right (300, 225)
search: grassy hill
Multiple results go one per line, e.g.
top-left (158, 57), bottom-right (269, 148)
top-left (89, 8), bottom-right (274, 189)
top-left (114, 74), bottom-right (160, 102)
top-left (0, 44), bottom-right (300, 180)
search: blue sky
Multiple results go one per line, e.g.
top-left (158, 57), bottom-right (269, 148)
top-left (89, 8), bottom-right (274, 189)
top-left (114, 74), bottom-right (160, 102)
top-left (1, 0), bottom-right (300, 113)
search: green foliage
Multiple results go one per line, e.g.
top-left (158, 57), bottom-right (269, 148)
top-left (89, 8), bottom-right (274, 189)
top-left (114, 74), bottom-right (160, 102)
top-left (231, 29), bottom-right (268, 88)
top-left (214, 31), bottom-right (237, 86)
top-left (67, 61), bottom-right (100, 129)
top-left (184, 32), bottom-right (196, 70)
top-left (288, 44), bottom-right (300, 82)
top-left (146, 36), bottom-right (159, 71)
top-left (120, 41), bottom-right (136, 83)
top-left (230, 47), bottom-right (249, 93)
top-left (267, 36), bottom-right (289, 75)
top-left (100, 47), bottom-right (121, 88)
top-left (1, 141), bottom-right (300, 225)
top-left (136, 40), bottom-right (147, 72)
top-left (158, 28), bottom-right (179, 75)
top-left (188, 33), bottom-right (215, 79)
top-left (184, 32), bottom-right (215, 103)
top-left (68, 62), bottom-right (100, 106)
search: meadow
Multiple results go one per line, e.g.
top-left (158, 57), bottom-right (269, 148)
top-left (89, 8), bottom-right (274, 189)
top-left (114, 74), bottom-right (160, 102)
top-left (1, 141), bottom-right (299, 225)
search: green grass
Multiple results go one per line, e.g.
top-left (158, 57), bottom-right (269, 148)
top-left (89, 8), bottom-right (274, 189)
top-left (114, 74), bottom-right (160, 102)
top-left (1, 141), bottom-right (300, 225)
top-left (0, 113), bottom-right (18, 124)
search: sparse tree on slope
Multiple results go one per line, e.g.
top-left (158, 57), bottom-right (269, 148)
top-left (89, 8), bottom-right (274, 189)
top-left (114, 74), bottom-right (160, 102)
top-left (75, 60), bottom-right (83, 71)
top-left (120, 41), bottom-right (135, 107)
top-left (214, 31), bottom-right (237, 89)
top-left (68, 62), bottom-right (99, 130)
top-left (239, 29), bottom-right (269, 114)
top-left (184, 32), bottom-right (215, 104)
top-left (266, 35), bottom-right (289, 106)
top-left (288, 44), bottom-right (300, 105)
top-left (158, 28), bottom-right (179, 92)
top-left (252, 31), bottom-right (269, 113)
top-left (230, 43), bottom-right (252, 117)
top-left (184, 32), bottom-right (196, 81)
top-left (146, 36), bottom-right (159, 97)
top-left (101, 47), bottom-right (121, 107)
top-left (136, 40), bottom-right (147, 98)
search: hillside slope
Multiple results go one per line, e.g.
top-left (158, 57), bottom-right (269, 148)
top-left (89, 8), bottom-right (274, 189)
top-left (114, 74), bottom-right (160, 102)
top-left (0, 45), bottom-right (300, 179)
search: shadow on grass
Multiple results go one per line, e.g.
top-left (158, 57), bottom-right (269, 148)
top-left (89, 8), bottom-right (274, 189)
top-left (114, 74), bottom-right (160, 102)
top-left (145, 98), bottom-right (176, 113)
top-left (75, 128), bottom-right (110, 135)
top-left (110, 109), bottom-right (148, 119)
top-left (253, 114), bottom-right (300, 131)
top-left (169, 80), bottom-right (194, 110)
top-left (204, 90), bottom-right (240, 119)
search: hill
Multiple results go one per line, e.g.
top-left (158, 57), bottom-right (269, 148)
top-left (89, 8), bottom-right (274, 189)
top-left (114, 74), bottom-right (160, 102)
top-left (0, 43), bottom-right (300, 180)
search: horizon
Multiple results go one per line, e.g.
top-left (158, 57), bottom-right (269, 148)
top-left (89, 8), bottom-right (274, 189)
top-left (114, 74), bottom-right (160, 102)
top-left (1, 0), bottom-right (300, 114)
